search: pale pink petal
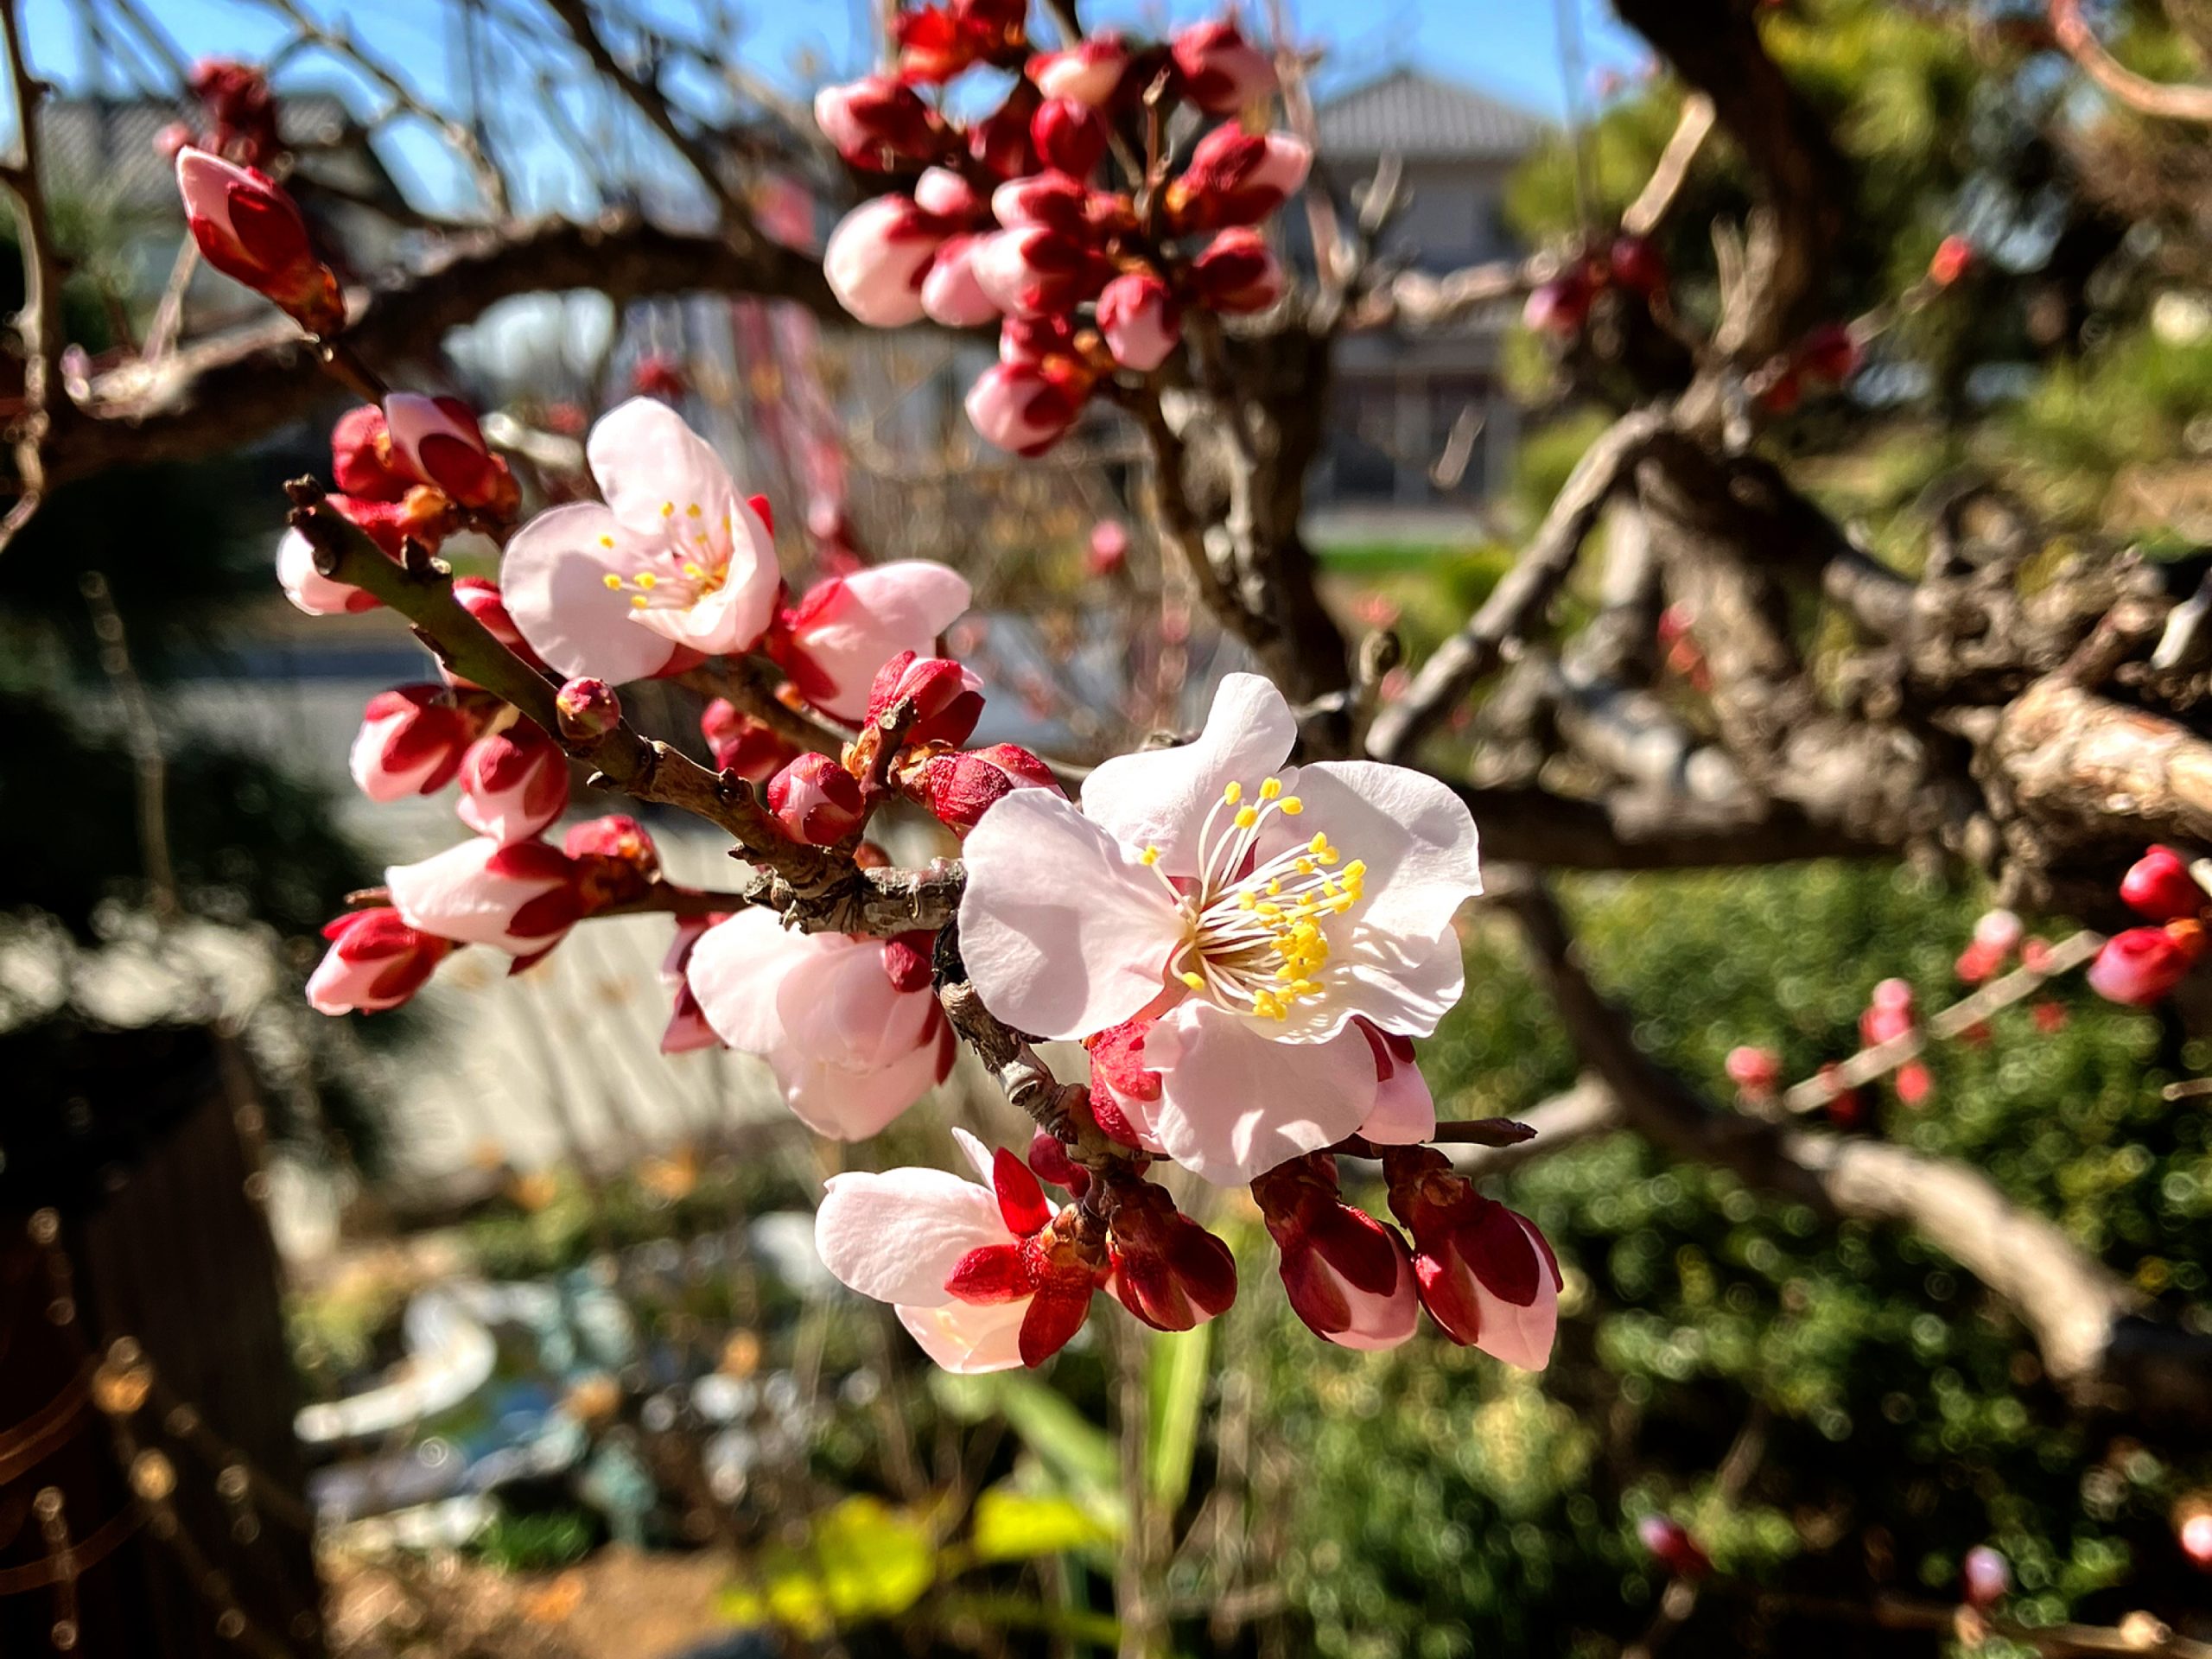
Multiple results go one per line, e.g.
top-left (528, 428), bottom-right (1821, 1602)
top-left (586, 397), bottom-right (740, 541)
top-left (895, 1298), bottom-right (1030, 1372)
top-left (1471, 1217), bottom-right (1560, 1371)
top-left (949, 1127), bottom-right (999, 1185)
top-left (385, 839), bottom-right (572, 954)
top-left (686, 910), bottom-right (833, 1054)
top-left (788, 561), bottom-right (972, 720)
top-left (1078, 673), bottom-right (1298, 877)
top-left (1332, 928), bottom-right (1469, 1043)
top-left (958, 787), bottom-right (1185, 1040)
top-left (816, 1167), bottom-right (1012, 1305)
top-left (1318, 1248), bottom-right (1421, 1351)
top-left (500, 500), bottom-right (677, 683)
top-left (1358, 1040), bottom-right (1435, 1145)
top-left (777, 939), bottom-right (933, 1070)
top-left (1277, 760), bottom-right (1481, 942)
top-left (276, 528), bottom-right (371, 615)
top-left (1143, 1002), bottom-right (1377, 1185)
top-left (781, 1039), bottom-right (944, 1140)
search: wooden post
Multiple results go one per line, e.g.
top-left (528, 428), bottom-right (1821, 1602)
top-left (0, 1021), bottom-right (325, 1658)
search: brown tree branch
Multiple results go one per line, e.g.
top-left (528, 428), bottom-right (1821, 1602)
top-left (40, 213), bottom-right (836, 494)
top-left (0, 0), bottom-right (67, 550)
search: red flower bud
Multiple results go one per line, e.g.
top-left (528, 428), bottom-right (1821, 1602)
top-left (1170, 19), bottom-right (1278, 113)
top-left (968, 80), bottom-right (1043, 178)
top-left (1929, 234), bottom-right (1974, 288)
top-left (1795, 321), bottom-right (1860, 385)
top-left (308, 907), bottom-right (453, 1015)
top-left (2120, 845), bottom-right (2206, 923)
top-left (966, 360), bottom-right (1090, 455)
top-left (1607, 232), bottom-right (1668, 299)
top-left (1383, 1146), bottom-right (1561, 1369)
top-left (564, 813), bottom-right (661, 913)
top-left (1109, 1183), bottom-right (1237, 1332)
top-left (1096, 270), bottom-right (1180, 372)
top-left (383, 393), bottom-right (514, 514)
top-left (867, 650), bottom-right (986, 747)
top-left (913, 742), bottom-right (1060, 835)
top-left (1187, 227), bottom-right (1283, 314)
top-left (555, 677), bottom-right (622, 741)
top-left (766, 752), bottom-right (867, 844)
top-left (1252, 1155), bottom-right (1419, 1350)
top-left (1032, 97), bottom-right (1109, 178)
top-left (1962, 1545), bottom-right (2009, 1610)
top-left (1724, 1044), bottom-right (1781, 1100)
top-left (349, 685), bottom-right (477, 801)
top-left (1636, 1515), bottom-right (1713, 1580)
top-left (815, 74), bottom-right (945, 171)
top-left (700, 697), bottom-right (801, 784)
top-left (330, 404), bottom-right (410, 502)
top-left (457, 722), bottom-right (570, 845)
top-left (174, 147), bottom-right (342, 334)
top-left (444, 575), bottom-right (549, 689)
top-left (2088, 922), bottom-right (2204, 1007)
top-left (1167, 127), bottom-right (1311, 232)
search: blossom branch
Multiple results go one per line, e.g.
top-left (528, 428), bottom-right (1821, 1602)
top-left (284, 482), bottom-right (960, 935)
top-left (2049, 0), bottom-right (2212, 124)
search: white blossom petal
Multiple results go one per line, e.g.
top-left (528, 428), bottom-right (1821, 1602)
top-left (1144, 1001), bottom-right (1376, 1184)
top-left (816, 1168), bottom-right (1011, 1306)
top-left (1078, 673), bottom-right (1298, 877)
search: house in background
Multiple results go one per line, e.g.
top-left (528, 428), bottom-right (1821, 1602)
top-left (1300, 67), bottom-right (1549, 533)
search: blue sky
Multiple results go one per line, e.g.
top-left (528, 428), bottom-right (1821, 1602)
top-left (16, 0), bottom-right (1643, 213)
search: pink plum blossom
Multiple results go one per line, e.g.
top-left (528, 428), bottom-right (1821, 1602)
top-left (957, 672), bottom-right (1481, 1184)
top-left (1253, 1154), bottom-right (1421, 1351)
top-left (769, 563), bottom-right (973, 721)
top-left (456, 723), bottom-right (570, 844)
top-left (385, 837), bottom-right (582, 957)
top-left (500, 399), bottom-right (781, 683)
top-left (823, 195), bottom-right (945, 327)
top-left (308, 908), bottom-right (453, 1015)
top-left (685, 912), bottom-right (955, 1139)
top-left (814, 1128), bottom-right (1106, 1370)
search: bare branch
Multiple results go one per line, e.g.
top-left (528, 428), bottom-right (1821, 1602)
top-left (2050, 0), bottom-right (2212, 123)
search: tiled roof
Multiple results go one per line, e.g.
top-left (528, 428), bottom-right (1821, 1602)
top-left (1315, 67), bottom-right (1549, 162)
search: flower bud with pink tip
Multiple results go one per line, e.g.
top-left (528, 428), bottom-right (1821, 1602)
top-left (1724, 1044), bottom-right (1781, 1103)
top-left (457, 723), bottom-right (570, 844)
top-left (1167, 127), bottom-right (1311, 232)
top-left (1097, 270), bottom-right (1180, 372)
top-left (564, 813), bottom-right (661, 918)
top-left (1860, 976), bottom-right (1916, 1046)
top-left (1253, 1154), bottom-right (1421, 1351)
top-left (2088, 923), bottom-right (2205, 1007)
top-left (1357, 1019), bottom-right (1434, 1143)
top-left (350, 686), bottom-right (477, 801)
top-left (1109, 1182), bottom-right (1237, 1332)
top-left (1636, 1515), bottom-right (1713, 1580)
top-left (868, 650), bottom-right (985, 747)
top-left (971, 223), bottom-right (1105, 319)
top-left (1032, 97), bottom-right (1109, 178)
top-left (992, 172), bottom-right (1092, 234)
top-left (308, 908), bottom-right (454, 1015)
top-left (1384, 1146), bottom-right (1561, 1368)
top-left (969, 79), bottom-right (1043, 178)
top-left (385, 837), bottom-right (582, 957)
top-left (276, 528), bottom-right (377, 616)
top-left (1086, 518), bottom-right (1130, 578)
top-left (1028, 34), bottom-right (1133, 105)
top-left (814, 74), bottom-right (944, 172)
top-left (1171, 19), bottom-right (1277, 112)
top-left (766, 753), bottom-right (867, 844)
top-left (912, 742), bottom-right (1062, 836)
top-left (966, 360), bottom-right (1090, 455)
top-left (1962, 1545), bottom-right (2009, 1611)
top-left (174, 147), bottom-right (343, 334)
top-left (824, 195), bottom-right (946, 327)
top-left (555, 677), bottom-right (621, 741)
top-left (330, 404), bottom-right (411, 501)
top-left (2121, 845), bottom-right (2208, 923)
top-left (700, 698), bottom-right (799, 783)
top-left (442, 576), bottom-right (550, 690)
top-left (921, 235), bottom-right (1002, 326)
top-left (384, 393), bottom-right (517, 516)
top-left (1188, 227), bottom-right (1284, 313)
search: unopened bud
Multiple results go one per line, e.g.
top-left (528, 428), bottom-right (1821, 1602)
top-left (867, 650), bottom-right (986, 747)
top-left (912, 742), bottom-right (1059, 835)
top-left (556, 677), bottom-right (622, 741)
top-left (766, 753), bottom-right (867, 844)
top-left (174, 147), bottom-right (343, 334)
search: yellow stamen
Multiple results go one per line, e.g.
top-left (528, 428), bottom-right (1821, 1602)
top-left (1140, 847), bottom-right (1160, 867)
top-left (659, 501), bottom-right (675, 518)
top-left (1234, 806), bottom-right (1258, 830)
top-left (1280, 797), bottom-right (1304, 816)
top-left (1180, 971), bottom-right (1207, 991)
top-left (630, 595), bottom-right (649, 609)
top-left (635, 573), bottom-right (658, 589)
top-left (602, 573), bottom-right (623, 589)
top-left (1260, 778), bottom-right (1282, 800)
top-left (1223, 781), bottom-right (1243, 804)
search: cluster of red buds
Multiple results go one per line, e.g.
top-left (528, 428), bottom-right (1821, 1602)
top-left (816, 9), bottom-right (1302, 454)
top-left (721, 645), bottom-right (1058, 849)
top-left (276, 398), bottom-right (522, 616)
top-left (157, 59), bottom-right (283, 168)
top-left (1757, 321), bottom-right (1862, 414)
top-left (1859, 977), bottom-right (1933, 1107)
top-left (1521, 232), bottom-right (1669, 339)
top-left (2089, 846), bottom-right (2211, 1006)
top-left (1245, 1147), bottom-right (1561, 1363)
